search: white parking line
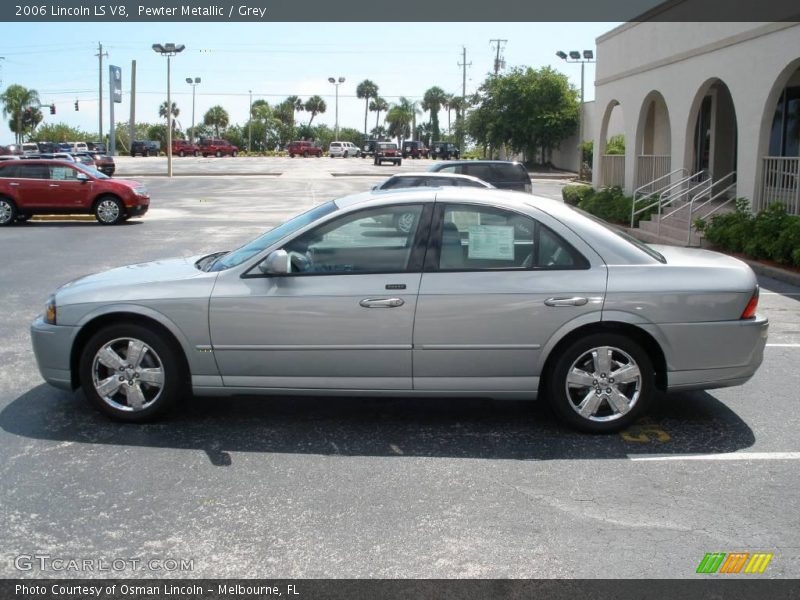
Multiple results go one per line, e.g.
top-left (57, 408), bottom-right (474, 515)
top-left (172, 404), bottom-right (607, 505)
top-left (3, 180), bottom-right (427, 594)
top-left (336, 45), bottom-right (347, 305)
top-left (629, 452), bottom-right (800, 462)
top-left (766, 343), bottom-right (800, 347)
top-left (761, 292), bottom-right (800, 295)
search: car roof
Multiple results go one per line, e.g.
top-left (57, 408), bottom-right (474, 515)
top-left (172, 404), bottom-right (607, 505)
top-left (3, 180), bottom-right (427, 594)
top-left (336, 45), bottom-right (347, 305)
top-left (430, 160), bottom-right (524, 167)
top-left (381, 172), bottom-right (494, 187)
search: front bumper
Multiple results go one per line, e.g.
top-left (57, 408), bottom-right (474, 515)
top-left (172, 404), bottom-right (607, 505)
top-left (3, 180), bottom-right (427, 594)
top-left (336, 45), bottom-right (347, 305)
top-left (30, 316), bottom-right (79, 391)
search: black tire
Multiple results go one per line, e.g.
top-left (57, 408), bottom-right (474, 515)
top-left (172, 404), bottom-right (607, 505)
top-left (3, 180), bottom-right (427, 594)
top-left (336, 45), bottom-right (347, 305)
top-left (79, 323), bottom-right (184, 422)
top-left (397, 159), bottom-right (402, 166)
top-left (130, 152), bottom-right (136, 157)
top-left (547, 332), bottom-right (654, 433)
top-left (0, 197), bottom-right (18, 226)
top-left (289, 153), bottom-right (295, 158)
top-left (94, 195), bottom-right (125, 225)
top-left (231, 151), bottom-right (238, 157)
top-left (178, 150), bottom-right (185, 157)
top-left (193, 150), bottom-right (200, 157)
top-left (303, 151), bottom-right (309, 158)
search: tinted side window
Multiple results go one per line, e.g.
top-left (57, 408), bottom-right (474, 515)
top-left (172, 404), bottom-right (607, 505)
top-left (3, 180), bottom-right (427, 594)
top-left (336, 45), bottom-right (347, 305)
top-left (284, 205), bottom-right (425, 275)
top-left (17, 164), bottom-right (50, 179)
top-left (0, 164), bottom-right (18, 178)
top-left (461, 164), bottom-right (493, 181)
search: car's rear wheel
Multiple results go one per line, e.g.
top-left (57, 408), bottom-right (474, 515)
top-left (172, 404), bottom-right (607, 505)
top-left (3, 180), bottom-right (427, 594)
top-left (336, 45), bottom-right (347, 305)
top-left (94, 196), bottom-right (125, 225)
top-left (79, 323), bottom-right (182, 422)
top-left (143, 150), bottom-right (150, 157)
top-left (215, 150), bottom-right (222, 157)
top-left (548, 333), bottom-right (654, 433)
top-left (0, 197), bottom-right (17, 226)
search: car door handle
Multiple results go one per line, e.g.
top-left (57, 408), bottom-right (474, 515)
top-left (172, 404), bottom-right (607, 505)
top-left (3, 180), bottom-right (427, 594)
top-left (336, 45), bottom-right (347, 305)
top-left (9, 182), bottom-right (19, 186)
top-left (359, 297), bottom-right (405, 308)
top-left (49, 184), bottom-right (60, 187)
top-left (545, 296), bottom-right (588, 307)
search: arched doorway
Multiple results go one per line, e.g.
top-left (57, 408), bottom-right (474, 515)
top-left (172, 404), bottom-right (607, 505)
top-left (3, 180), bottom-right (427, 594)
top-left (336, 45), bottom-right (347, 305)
top-left (598, 100), bottom-right (625, 187)
top-left (759, 60), bottom-right (800, 213)
top-left (685, 79), bottom-right (738, 181)
top-left (634, 91), bottom-right (672, 189)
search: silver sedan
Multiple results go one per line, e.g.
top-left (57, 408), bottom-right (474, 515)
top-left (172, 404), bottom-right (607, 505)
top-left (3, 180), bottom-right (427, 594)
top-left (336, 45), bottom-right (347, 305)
top-left (30, 188), bottom-right (768, 433)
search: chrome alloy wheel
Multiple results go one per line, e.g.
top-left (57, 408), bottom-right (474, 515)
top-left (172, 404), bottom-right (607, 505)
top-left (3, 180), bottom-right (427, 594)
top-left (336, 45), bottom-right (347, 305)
top-left (96, 199), bottom-right (121, 223)
top-left (565, 345), bottom-right (642, 422)
top-left (0, 199), bottom-right (14, 224)
top-left (91, 337), bottom-right (165, 412)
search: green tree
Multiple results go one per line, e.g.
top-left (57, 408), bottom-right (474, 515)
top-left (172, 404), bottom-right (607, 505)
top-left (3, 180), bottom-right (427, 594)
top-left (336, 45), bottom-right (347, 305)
top-left (385, 97), bottom-right (416, 146)
top-left (146, 124), bottom-right (168, 150)
top-left (467, 66), bottom-right (579, 163)
top-left (605, 134), bottom-right (625, 155)
top-left (158, 100), bottom-right (180, 130)
top-left (304, 95), bottom-right (327, 126)
top-left (112, 121), bottom-right (152, 153)
top-left (203, 105), bottom-right (229, 137)
top-left (1, 84), bottom-right (41, 143)
top-left (421, 86), bottom-right (448, 142)
top-left (249, 100), bottom-right (282, 150)
top-left (356, 79), bottom-right (378, 137)
top-left (31, 123), bottom-right (94, 143)
top-left (369, 96), bottom-right (389, 131)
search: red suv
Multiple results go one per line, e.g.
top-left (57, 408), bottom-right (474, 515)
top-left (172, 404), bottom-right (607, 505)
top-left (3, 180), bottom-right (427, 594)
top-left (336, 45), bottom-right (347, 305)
top-left (0, 159), bottom-right (150, 226)
top-left (287, 140), bottom-right (322, 158)
top-left (172, 139), bottom-right (200, 157)
top-left (199, 139), bottom-right (239, 157)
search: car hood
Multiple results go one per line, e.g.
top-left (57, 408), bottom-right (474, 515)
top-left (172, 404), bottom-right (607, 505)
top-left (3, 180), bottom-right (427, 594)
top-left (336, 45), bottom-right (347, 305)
top-left (108, 178), bottom-right (142, 188)
top-left (56, 255), bottom-right (214, 305)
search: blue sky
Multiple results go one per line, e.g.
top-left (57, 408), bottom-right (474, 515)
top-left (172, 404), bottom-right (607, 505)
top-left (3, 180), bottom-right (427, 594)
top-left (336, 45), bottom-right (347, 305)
top-left (0, 22), bottom-right (618, 141)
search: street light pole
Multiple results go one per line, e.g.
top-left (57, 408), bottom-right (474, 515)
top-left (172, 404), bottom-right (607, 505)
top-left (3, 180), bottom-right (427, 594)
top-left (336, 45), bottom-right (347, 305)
top-left (556, 50), bottom-right (595, 181)
top-left (328, 76), bottom-right (345, 141)
top-left (248, 89), bottom-right (252, 153)
top-left (152, 43), bottom-right (185, 178)
top-left (186, 77), bottom-right (200, 144)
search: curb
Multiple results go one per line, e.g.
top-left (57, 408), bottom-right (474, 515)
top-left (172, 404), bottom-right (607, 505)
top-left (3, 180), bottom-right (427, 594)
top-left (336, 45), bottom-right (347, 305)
top-left (737, 257), bottom-right (800, 288)
top-left (114, 172), bottom-right (282, 178)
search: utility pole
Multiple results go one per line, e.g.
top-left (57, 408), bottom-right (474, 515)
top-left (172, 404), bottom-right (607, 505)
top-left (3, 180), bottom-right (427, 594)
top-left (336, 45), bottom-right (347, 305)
top-left (489, 39), bottom-right (507, 75)
top-left (129, 60), bottom-right (136, 155)
top-left (0, 57), bottom-right (5, 88)
top-left (457, 47), bottom-right (471, 151)
top-left (96, 43), bottom-right (108, 141)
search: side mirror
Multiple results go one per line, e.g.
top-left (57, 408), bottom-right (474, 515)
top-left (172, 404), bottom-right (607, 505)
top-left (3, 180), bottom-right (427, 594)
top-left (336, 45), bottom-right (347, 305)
top-left (258, 249), bottom-right (290, 275)
top-left (76, 172), bottom-right (89, 182)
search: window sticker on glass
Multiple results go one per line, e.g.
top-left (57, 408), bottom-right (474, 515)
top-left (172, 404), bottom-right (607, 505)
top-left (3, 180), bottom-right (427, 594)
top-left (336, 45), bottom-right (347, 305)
top-left (467, 225), bottom-right (515, 260)
top-left (51, 167), bottom-right (72, 180)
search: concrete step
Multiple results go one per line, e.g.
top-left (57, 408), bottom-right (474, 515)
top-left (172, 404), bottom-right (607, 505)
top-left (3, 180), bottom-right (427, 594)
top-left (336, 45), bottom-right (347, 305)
top-left (637, 219), bottom-right (695, 242)
top-left (628, 227), bottom-right (696, 247)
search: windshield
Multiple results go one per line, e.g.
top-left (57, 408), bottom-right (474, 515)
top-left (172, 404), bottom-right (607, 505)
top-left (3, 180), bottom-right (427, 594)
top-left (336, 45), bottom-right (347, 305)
top-left (572, 207), bottom-right (666, 263)
top-left (208, 201), bottom-right (338, 271)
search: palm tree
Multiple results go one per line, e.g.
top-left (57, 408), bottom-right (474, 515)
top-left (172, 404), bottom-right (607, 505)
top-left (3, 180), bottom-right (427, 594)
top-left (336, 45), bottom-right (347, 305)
top-left (443, 93), bottom-right (456, 132)
top-left (1, 84), bottom-right (41, 143)
top-left (356, 79), bottom-right (379, 137)
top-left (369, 97), bottom-right (389, 131)
top-left (203, 105), bottom-right (230, 137)
top-left (385, 97), bottom-right (416, 146)
top-left (304, 95), bottom-right (327, 126)
top-left (159, 101), bottom-right (180, 130)
top-left (285, 95), bottom-right (304, 126)
top-left (421, 86), bottom-right (448, 142)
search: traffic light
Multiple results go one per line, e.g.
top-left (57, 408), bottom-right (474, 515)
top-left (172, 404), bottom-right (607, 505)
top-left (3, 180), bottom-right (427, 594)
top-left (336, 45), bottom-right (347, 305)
top-left (50, 104), bottom-right (56, 115)
top-left (74, 100), bottom-right (79, 111)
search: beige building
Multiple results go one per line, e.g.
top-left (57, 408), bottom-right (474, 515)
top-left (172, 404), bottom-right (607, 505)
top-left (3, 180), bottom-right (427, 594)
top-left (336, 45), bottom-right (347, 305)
top-left (591, 18), bottom-right (800, 216)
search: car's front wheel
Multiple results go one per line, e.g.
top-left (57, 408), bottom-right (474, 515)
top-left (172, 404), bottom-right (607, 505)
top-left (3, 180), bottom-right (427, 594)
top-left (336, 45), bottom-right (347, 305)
top-left (79, 323), bottom-right (183, 422)
top-left (94, 196), bottom-right (125, 225)
top-left (0, 197), bottom-right (17, 226)
top-left (548, 333), bottom-right (654, 433)
top-left (178, 150), bottom-right (185, 157)
top-left (231, 151), bottom-right (238, 157)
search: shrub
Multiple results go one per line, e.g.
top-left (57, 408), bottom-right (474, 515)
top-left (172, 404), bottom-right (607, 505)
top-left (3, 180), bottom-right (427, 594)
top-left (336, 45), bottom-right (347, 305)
top-left (577, 186), bottom-right (650, 225)
top-left (562, 184), bottom-right (593, 206)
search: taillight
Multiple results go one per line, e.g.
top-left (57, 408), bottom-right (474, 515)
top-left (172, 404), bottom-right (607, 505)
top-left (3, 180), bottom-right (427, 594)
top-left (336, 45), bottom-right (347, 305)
top-left (740, 286), bottom-right (759, 319)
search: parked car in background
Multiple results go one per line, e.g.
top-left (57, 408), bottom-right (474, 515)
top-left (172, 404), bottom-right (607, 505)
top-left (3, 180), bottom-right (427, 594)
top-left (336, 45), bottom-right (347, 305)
top-left (87, 142), bottom-right (107, 153)
top-left (172, 139), bottom-right (200, 157)
top-left (71, 153), bottom-right (96, 168)
top-left (130, 140), bottom-right (160, 157)
top-left (21, 143), bottom-right (40, 155)
top-left (429, 142), bottom-right (460, 160)
top-left (287, 140), bottom-right (322, 158)
top-left (429, 160), bottom-right (533, 193)
top-left (2, 144), bottom-right (23, 155)
top-left (199, 138), bottom-right (239, 157)
top-left (25, 153), bottom-right (76, 162)
top-left (361, 139), bottom-right (380, 158)
top-left (36, 142), bottom-right (61, 153)
top-left (329, 141), bottom-right (360, 158)
top-left (58, 143), bottom-right (73, 153)
top-left (402, 141), bottom-right (429, 159)
top-left (0, 159), bottom-right (149, 225)
top-left (374, 142), bottom-right (402, 166)
top-left (0, 155), bottom-right (20, 161)
top-left (86, 152), bottom-right (116, 176)
top-left (374, 172), bottom-right (494, 191)
top-left (29, 188), bottom-right (767, 433)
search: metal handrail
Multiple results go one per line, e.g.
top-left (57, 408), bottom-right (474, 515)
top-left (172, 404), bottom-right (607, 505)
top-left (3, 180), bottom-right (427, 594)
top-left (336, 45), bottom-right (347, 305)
top-left (633, 167), bottom-right (688, 202)
top-left (656, 177), bottom-right (713, 236)
top-left (631, 171), bottom-right (701, 227)
top-left (686, 172), bottom-right (737, 244)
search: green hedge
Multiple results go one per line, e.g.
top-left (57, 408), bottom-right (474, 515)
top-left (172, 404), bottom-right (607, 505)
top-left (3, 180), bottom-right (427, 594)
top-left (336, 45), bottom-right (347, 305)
top-left (574, 186), bottom-right (656, 226)
top-left (697, 201), bottom-right (800, 267)
top-left (561, 183), bottom-right (593, 206)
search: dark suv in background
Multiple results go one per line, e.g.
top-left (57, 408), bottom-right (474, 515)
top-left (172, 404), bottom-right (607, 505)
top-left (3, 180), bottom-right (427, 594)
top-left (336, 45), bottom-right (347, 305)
top-left (402, 141), bottom-right (428, 159)
top-left (428, 160), bottom-right (532, 192)
top-left (430, 142), bottom-right (460, 160)
top-left (130, 140), bottom-right (160, 157)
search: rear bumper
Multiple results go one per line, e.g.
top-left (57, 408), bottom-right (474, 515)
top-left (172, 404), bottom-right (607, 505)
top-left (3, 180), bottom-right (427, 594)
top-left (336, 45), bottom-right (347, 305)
top-left (643, 315), bottom-right (769, 391)
top-left (30, 316), bottom-right (79, 391)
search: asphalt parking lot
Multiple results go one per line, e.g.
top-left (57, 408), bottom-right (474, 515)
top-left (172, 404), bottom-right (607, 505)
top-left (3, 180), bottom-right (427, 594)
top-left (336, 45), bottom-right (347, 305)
top-left (1, 156), bottom-right (799, 578)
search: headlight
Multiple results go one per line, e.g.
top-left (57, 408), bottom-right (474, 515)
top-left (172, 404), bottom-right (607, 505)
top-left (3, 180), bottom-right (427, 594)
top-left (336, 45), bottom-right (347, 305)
top-left (45, 295), bottom-right (57, 325)
top-left (133, 186), bottom-right (148, 196)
